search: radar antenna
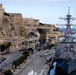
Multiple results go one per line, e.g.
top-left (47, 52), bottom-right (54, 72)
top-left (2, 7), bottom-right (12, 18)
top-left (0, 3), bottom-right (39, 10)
top-left (59, 7), bottom-right (76, 36)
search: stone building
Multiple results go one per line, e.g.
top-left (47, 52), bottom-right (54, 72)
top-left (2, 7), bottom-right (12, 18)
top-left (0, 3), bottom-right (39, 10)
top-left (0, 4), bottom-right (22, 52)
top-left (23, 18), bottom-right (39, 26)
top-left (0, 4), bottom-right (64, 53)
top-left (23, 18), bottom-right (64, 44)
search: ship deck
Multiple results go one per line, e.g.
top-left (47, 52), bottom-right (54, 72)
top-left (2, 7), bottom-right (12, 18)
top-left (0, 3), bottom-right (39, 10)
top-left (55, 67), bottom-right (68, 75)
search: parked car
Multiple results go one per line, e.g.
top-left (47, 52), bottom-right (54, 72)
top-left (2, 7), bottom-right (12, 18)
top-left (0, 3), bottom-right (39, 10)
top-left (0, 60), bottom-right (2, 63)
top-left (1, 57), bottom-right (6, 62)
top-left (0, 57), bottom-right (6, 63)
top-left (40, 53), bottom-right (52, 57)
top-left (46, 56), bottom-right (52, 62)
top-left (0, 52), bottom-right (7, 55)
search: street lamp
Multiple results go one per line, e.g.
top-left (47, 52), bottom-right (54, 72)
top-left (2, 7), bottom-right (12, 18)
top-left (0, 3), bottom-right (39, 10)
top-left (33, 33), bottom-right (37, 75)
top-left (33, 37), bottom-right (35, 75)
top-left (0, 45), bottom-right (1, 54)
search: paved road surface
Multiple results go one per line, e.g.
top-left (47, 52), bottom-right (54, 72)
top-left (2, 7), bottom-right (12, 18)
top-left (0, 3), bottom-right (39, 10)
top-left (0, 51), bottom-right (23, 69)
top-left (18, 50), bottom-right (55, 75)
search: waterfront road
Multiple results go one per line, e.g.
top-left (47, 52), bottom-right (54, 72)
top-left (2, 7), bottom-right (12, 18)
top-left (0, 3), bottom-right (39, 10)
top-left (1, 51), bottom-right (23, 69)
top-left (17, 50), bottom-right (55, 75)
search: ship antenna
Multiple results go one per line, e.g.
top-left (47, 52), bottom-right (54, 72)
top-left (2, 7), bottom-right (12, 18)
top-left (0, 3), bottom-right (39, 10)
top-left (68, 7), bottom-right (70, 15)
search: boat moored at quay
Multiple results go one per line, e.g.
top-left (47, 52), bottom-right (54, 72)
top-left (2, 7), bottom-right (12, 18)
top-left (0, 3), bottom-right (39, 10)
top-left (49, 7), bottom-right (76, 75)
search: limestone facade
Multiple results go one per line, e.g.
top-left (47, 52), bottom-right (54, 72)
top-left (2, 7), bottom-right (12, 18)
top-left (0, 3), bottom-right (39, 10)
top-left (23, 18), bottom-right (39, 26)
top-left (0, 4), bottom-right (64, 52)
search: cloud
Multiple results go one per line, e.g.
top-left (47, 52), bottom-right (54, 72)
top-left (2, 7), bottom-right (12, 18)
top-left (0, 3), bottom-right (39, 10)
top-left (0, 0), bottom-right (72, 3)
top-left (49, 0), bottom-right (75, 2)
top-left (0, 0), bottom-right (48, 5)
top-left (49, 0), bottom-right (68, 2)
top-left (0, 0), bottom-right (75, 5)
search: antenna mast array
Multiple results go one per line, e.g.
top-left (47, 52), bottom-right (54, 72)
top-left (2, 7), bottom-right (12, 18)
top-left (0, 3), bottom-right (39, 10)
top-left (59, 7), bottom-right (76, 36)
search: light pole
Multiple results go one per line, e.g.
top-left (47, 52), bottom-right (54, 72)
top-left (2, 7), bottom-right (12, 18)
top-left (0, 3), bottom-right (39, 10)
top-left (33, 32), bottom-right (37, 75)
top-left (33, 37), bottom-right (35, 75)
top-left (0, 45), bottom-right (1, 54)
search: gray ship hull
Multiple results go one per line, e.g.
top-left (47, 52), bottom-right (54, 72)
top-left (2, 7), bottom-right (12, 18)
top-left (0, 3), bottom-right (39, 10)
top-left (56, 58), bottom-right (76, 74)
top-left (68, 58), bottom-right (76, 74)
top-left (54, 8), bottom-right (76, 75)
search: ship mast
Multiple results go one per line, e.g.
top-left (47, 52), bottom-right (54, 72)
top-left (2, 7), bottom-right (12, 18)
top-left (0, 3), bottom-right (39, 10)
top-left (66, 7), bottom-right (71, 36)
top-left (59, 7), bottom-right (76, 36)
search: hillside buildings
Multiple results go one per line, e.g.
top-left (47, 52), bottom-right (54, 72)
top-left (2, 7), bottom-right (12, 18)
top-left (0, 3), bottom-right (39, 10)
top-left (0, 4), bottom-right (64, 52)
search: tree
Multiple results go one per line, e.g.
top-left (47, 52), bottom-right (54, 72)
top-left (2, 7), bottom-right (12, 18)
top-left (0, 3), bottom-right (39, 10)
top-left (5, 42), bottom-right (11, 49)
top-left (4, 70), bottom-right (13, 75)
top-left (28, 48), bottom-right (33, 54)
top-left (0, 42), bottom-right (11, 52)
top-left (12, 61), bottom-right (17, 69)
top-left (0, 44), bottom-right (6, 52)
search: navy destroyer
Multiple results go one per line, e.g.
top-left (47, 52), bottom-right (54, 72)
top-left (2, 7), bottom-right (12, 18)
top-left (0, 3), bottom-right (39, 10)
top-left (54, 7), bottom-right (76, 74)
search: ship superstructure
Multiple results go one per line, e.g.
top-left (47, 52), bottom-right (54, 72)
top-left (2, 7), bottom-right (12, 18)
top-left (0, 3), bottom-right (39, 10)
top-left (54, 7), bottom-right (76, 74)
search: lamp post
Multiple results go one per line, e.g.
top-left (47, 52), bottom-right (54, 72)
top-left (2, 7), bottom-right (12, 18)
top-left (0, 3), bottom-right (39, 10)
top-left (0, 45), bottom-right (1, 54)
top-left (33, 33), bottom-right (37, 75)
top-left (33, 37), bottom-right (35, 75)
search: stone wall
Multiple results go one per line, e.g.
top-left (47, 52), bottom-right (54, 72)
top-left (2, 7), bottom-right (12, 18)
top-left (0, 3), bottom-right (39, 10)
top-left (0, 4), bottom-right (63, 52)
top-left (0, 4), bottom-right (4, 18)
top-left (23, 18), bottom-right (39, 26)
top-left (9, 13), bottom-right (23, 25)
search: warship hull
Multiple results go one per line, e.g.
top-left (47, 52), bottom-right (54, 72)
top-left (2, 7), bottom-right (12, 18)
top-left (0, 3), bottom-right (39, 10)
top-left (54, 7), bottom-right (76, 75)
top-left (56, 58), bottom-right (76, 74)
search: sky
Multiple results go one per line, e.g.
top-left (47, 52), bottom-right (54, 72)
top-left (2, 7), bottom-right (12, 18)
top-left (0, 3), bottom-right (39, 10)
top-left (1, 0), bottom-right (76, 25)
